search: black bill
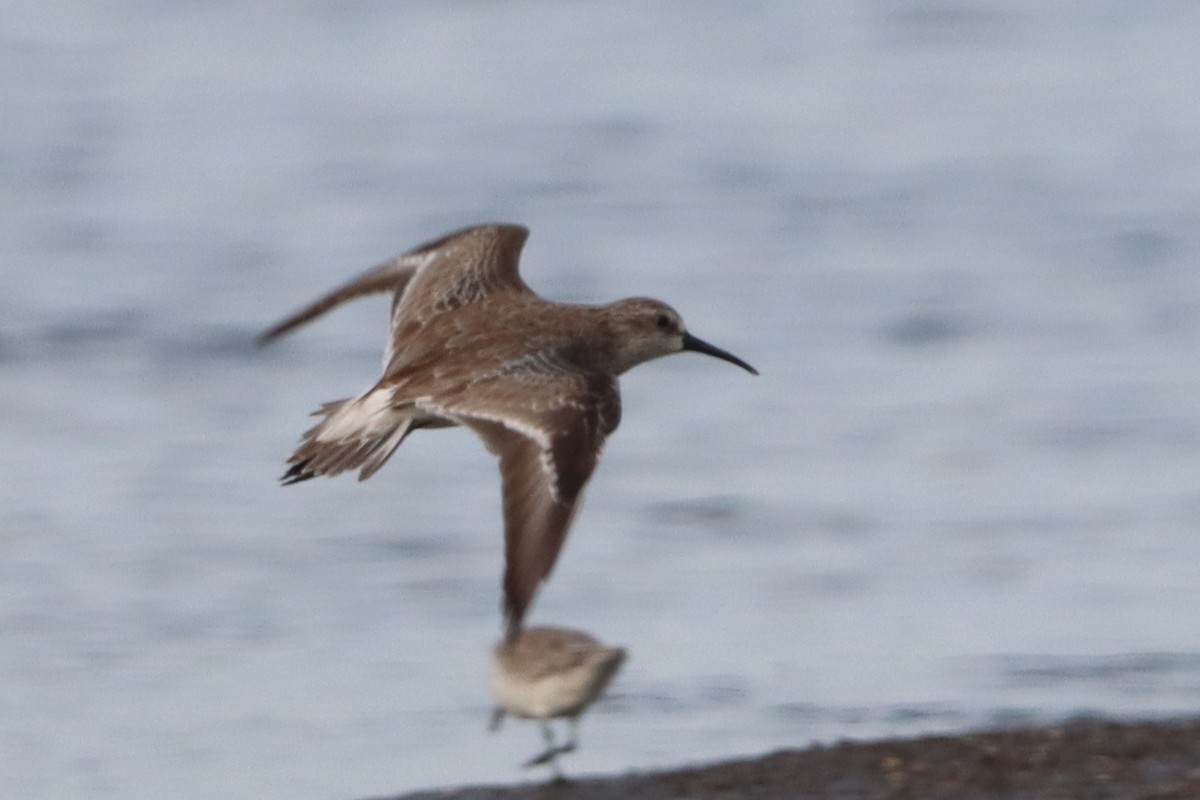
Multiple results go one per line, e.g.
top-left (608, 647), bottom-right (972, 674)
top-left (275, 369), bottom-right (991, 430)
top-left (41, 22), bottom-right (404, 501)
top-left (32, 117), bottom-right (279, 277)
top-left (682, 332), bottom-right (758, 375)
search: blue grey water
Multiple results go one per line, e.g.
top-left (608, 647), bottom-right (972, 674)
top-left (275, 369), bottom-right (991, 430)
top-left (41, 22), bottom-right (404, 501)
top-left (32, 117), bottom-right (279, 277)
top-left (4, 1), bottom-right (1200, 797)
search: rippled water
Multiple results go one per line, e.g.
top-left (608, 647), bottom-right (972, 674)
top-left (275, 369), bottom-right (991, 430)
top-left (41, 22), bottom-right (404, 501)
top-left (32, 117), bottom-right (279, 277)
top-left (4, 2), bottom-right (1200, 798)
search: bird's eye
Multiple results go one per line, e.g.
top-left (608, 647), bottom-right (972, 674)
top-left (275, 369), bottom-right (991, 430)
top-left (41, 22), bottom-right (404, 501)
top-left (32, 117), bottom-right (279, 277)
top-left (655, 314), bottom-right (671, 330)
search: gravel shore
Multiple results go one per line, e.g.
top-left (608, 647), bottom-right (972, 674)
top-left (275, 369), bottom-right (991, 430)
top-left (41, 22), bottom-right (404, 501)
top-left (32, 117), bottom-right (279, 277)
top-left (384, 718), bottom-right (1200, 800)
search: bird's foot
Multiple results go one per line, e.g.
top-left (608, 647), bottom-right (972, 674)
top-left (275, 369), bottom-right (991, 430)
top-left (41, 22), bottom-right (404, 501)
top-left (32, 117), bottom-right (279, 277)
top-left (522, 744), bottom-right (573, 769)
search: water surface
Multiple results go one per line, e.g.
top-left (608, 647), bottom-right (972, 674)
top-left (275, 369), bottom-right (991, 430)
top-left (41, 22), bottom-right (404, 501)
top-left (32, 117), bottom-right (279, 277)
top-left (4, 2), bottom-right (1200, 798)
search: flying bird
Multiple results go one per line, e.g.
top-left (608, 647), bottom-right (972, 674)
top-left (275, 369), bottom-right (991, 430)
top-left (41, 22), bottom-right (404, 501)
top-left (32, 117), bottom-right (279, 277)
top-left (259, 224), bottom-right (757, 635)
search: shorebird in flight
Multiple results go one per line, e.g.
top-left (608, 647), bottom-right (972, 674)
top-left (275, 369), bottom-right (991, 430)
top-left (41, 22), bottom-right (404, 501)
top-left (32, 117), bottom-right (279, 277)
top-left (259, 224), bottom-right (756, 635)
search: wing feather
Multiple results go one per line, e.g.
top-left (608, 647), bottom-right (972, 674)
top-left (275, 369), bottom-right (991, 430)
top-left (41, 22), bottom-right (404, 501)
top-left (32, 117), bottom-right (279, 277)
top-left (256, 253), bottom-right (426, 344)
top-left (443, 361), bottom-right (620, 636)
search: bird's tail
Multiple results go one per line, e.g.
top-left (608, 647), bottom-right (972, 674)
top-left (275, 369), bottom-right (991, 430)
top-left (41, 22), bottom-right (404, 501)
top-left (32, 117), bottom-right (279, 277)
top-left (281, 388), bottom-right (414, 484)
top-left (593, 648), bottom-right (627, 691)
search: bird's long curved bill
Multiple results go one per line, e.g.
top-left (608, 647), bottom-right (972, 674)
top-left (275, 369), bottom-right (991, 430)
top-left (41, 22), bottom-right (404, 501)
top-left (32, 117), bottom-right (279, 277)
top-left (682, 332), bottom-right (758, 375)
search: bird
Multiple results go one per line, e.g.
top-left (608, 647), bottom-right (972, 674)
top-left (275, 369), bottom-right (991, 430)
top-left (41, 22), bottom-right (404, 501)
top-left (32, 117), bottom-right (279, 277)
top-left (258, 223), bottom-right (757, 635)
top-left (488, 625), bottom-right (626, 776)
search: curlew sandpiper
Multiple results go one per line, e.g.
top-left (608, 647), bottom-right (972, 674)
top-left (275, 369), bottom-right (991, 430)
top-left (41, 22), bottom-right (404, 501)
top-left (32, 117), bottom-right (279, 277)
top-left (259, 224), bottom-right (756, 634)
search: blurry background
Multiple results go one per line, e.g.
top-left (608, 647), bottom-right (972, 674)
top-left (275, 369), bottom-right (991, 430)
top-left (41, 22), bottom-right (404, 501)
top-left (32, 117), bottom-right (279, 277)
top-left (4, 2), bottom-right (1200, 798)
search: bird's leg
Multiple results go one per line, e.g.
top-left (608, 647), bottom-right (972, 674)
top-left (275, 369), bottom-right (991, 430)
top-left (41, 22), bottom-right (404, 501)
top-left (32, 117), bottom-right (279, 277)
top-left (488, 708), bottom-right (505, 732)
top-left (523, 724), bottom-right (559, 767)
top-left (523, 719), bottom-right (568, 777)
top-left (560, 718), bottom-right (579, 755)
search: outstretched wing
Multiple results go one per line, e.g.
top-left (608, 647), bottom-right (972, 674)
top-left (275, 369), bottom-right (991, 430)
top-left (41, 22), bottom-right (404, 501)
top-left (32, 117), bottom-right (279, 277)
top-left (256, 223), bottom-right (530, 352)
top-left (388, 223), bottom-right (531, 333)
top-left (256, 253), bottom-right (424, 344)
top-left (434, 354), bottom-right (621, 637)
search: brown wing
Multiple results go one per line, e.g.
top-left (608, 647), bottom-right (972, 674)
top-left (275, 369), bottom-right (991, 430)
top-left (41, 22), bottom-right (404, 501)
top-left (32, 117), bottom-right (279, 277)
top-left (441, 361), bottom-right (620, 637)
top-left (256, 223), bottom-right (529, 348)
top-left (256, 253), bottom-right (424, 344)
top-left (388, 224), bottom-right (531, 334)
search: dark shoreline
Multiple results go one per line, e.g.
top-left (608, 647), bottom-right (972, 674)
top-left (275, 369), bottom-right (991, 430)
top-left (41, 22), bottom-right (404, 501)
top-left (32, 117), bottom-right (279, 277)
top-left (384, 717), bottom-right (1200, 800)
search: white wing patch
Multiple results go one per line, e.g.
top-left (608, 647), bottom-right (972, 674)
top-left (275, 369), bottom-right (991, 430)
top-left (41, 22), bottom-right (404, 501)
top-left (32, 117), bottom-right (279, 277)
top-left (436, 405), bottom-right (553, 452)
top-left (538, 448), bottom-right (562, 503)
